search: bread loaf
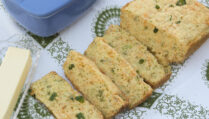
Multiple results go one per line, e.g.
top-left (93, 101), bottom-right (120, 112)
top-left (121, 0), bottom-right (209, 65)
top-left (63, 51), bottom-right (127, 119)
top-left (103, 25), bottom-right (171, 88)
top-left (30, 72), bottom-right (104, 119)
top-left (85, 37), bottom-right (153, 109)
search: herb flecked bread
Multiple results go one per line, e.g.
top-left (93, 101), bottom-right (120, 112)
top-left (30, 72), bottom-right (104, 119)
top-left (103, 25), bottom-right (172, 88)
top-left (63, 51), bottom-right (127, 119)
top-left (121, 0), bottom-right (209, 65)
top-left (85, 37), bottom-right (153, 109)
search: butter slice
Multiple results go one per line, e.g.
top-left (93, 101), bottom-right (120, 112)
top-left (0, 47), bottom-right (32, 119)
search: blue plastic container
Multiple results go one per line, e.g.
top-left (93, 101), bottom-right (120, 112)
top-left (3, 0), bottom-right (96, 37)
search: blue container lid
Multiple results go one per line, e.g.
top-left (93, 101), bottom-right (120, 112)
top-left (13, 0), bottom-right (73, 17)
top-left (4, 0), bottom-right (96, 36)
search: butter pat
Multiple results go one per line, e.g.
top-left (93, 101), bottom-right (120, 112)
top-left (0, 47), bottom-right (32, 119)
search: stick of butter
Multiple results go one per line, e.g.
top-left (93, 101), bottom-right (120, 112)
top-left (0, 47), bottom-right (32, 119)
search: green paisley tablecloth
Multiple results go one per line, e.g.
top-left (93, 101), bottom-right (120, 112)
top-left (0, 0), bottom-right (209, 119)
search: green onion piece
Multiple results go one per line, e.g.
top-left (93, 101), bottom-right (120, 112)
top-left (69, 64), bottom-right (75, 70)
top-left (49, 92), bottom-right (57, 101)
top-left (75, 96), bottom-right (84, 103)
top-left (155, 5), bottom-right (160, 9)
top-left (153, 27), bottom-right (159, 33)
top-left (176, 0), bottom-right (186, 6)
top-left (76, 113), bottom-right (85, 119)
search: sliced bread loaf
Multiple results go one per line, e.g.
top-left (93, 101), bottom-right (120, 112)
top-left (63, 51), bottom-right (127, 119)
top-left (103, 25), bottom-right (171, 88)
top-left (30, 72), bottom-right (104, 119)
top-left (85, 37), bottom-right (153, 109)
top-left (121, 0), bottom-right (209, 65)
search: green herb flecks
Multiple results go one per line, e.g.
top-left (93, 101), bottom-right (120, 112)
top-left (111, 68), bottom-right (115, 74)
top-left (153, 27), bottom-right (159, 33)
top-left (134, 16), bottom-right (139, 21)
top-left (47, 92), bottom-right (50, 95)
top-left (136, 70), bottom-right (140, 74)
top-left (100, 59), bottom-right (105, 62)
top-left (98, 90), bottom-right (104, 97)
top-left (169, 15), bottom-right (172, 21)
top-left (176, 21), bottom-right (181, 24)
top-left (139, 59), bottom-right (145, 64)
top-left (155, 5), bottom-right (160, 9)
top-left (169, 4), bottom-right (174, 7)
top-left (123, 52), bottom-right (127, 55)
top-left (75, 96), bottom-right (84, 103)
top-left (97, 90), bottom-right (104, 101)
top-left (49, 92), bottom-right (57, 101)
top-left (176, 0), bottom-right (186, 6)
top-left (69, 64), bottom-right (75, 70)
top-left (108, 43), bottom-right (114, 47)
top-left (76, 112), bottom-right (85, 119)
top-left (70, 96), bottom-right (74, 101)
top-left (136, 75), bottom-right (141, 81)
top-left (47, 85), bottom-right (51, 88)
top-left (122, 45), bottom-right (132, 55)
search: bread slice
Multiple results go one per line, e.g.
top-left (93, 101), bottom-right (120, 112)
top-left (30, 72), bottom-right (104, 119)
top-left (121, 0), bottom-right (209, 65)
top-left (63, 51), bottom-right (127, 119)
top-left (85, 37), bottom-right (153, 109)
top-left (103, 25), bottom-right (171, 88)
